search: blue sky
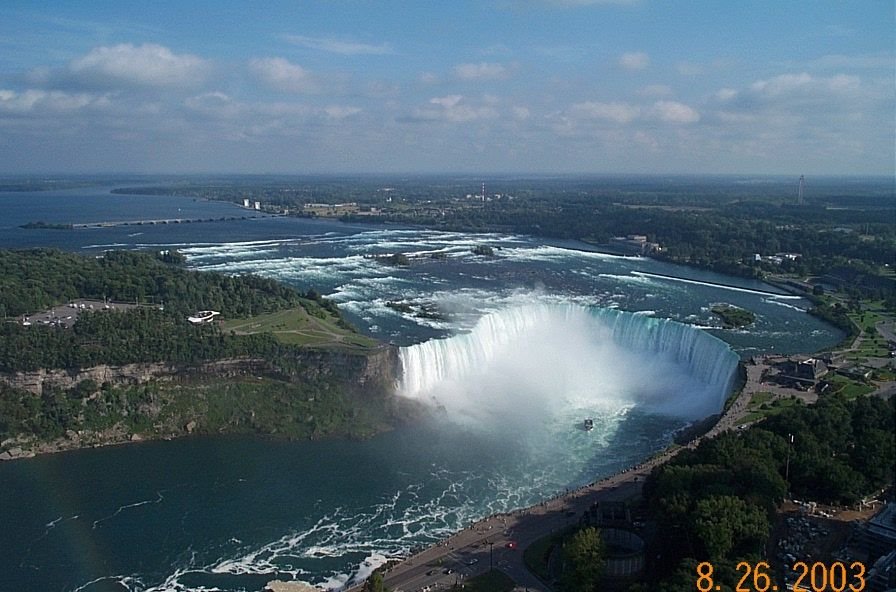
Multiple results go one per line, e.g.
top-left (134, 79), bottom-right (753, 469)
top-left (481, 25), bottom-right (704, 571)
top-left (0, 1), bottom-right (893, 174)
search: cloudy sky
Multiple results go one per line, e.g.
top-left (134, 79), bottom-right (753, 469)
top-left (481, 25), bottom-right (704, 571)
top-left (0, 1), bottom-right (893, 175)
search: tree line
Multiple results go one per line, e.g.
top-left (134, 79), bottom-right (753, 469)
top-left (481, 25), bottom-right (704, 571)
top-left (0, 248), bottom-right (307, 318)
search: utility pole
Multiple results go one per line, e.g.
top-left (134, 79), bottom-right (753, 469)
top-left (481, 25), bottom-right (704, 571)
top-left (489, 541), bottom-right (494, 571)
top-left (785, 433), bottom-right (794, 490)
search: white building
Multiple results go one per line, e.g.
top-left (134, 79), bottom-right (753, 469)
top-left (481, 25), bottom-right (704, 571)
top-left (187, 310), bottom-right (220, 324)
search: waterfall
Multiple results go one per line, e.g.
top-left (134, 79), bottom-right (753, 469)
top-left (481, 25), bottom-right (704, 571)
top-left (397, 303), bottom-right (738, 418)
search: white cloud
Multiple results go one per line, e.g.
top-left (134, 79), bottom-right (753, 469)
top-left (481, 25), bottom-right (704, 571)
top-left (827, 74), bottom-right (861, 92)
top-left (410, 95), bottom-right (499, 123)
top-left (454, 62), bottom-right (512, 81)
top-left (249, 57), bottom-right (318, 93)
top-left (324, 105), bottom-right (361, 119)
top-left (282, 35), bottom-right (393, 55)
top-left (569, 101), bottom-right (640, 123)
top-left (750, 72), bottom-right (812, 96)
top-left (639, 84), bottom-right (673, 97)
top-left (184, 92), bottom-right (242, 118)
top-left (715, 88), bottom-right (737, 101)
top-left (619, 52), bottom-right (649, 70)
top-left (431, 95), bottom-right (463, 109)
top-left (749, 72), bottom-right (861, 99)
top-left (0, 88), bottom-right (109, 113)
top-left (651, 100), bottom-right (700, 123)
top-left (633, 130), bottom-right (659, 150)
top-left (419, 72), bottom-right (440, 84)
top-left (701, 69), bottom-right (893, 171)
top-left (512, 106), bottom-right (531, 120)
top-left (68, 43), bottom-right (207, 88)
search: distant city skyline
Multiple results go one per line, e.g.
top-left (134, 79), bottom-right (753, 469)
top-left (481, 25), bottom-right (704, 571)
top-left (0, 1), bottom-right (893, 175)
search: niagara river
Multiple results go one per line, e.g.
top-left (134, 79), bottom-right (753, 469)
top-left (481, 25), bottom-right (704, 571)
top-left (0, 188), bottom-right (844, 592)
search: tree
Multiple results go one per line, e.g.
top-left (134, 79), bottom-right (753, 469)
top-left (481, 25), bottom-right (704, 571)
top-left (366, 572), bottom-right (386, 592)
top-left (693, 495), bottom-right (769, 560)
top-left (561, 527), bottom-right (604, 592)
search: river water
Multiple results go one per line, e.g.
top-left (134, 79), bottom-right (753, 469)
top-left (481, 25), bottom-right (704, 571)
top-left (0, 187), bottom-right (842, 591)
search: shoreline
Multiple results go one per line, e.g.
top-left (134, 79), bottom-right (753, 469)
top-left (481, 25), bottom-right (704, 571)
top-left (340, 351), bottom-right (860, 592)
top-left (340, 381), bottom-right (751, 592)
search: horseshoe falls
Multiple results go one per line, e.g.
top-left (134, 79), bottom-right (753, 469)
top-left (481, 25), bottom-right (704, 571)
top-left (398, 303), bottom-right (739, 428)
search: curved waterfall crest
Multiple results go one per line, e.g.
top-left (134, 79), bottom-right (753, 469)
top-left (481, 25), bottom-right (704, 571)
top-left (397, 303), bottom-right (738, 414)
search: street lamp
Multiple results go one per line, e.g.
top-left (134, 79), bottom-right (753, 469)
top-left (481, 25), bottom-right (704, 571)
top-left (785, 433), bottom-right (794, 491)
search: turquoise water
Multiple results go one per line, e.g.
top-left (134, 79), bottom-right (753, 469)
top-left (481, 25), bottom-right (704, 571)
top-left (0, 187), bottom-right (843, 591)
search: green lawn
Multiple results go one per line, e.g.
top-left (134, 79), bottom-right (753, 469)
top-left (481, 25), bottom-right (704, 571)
top-left (737, 396), bottom-right (801, 425)
top-left (850, 337), bottom-right (892, 359)
top-left (222, 306), bottom-right (377, 349)
top-left (825, 375), bottom-right (875, 400)
top-left (847, 308), bottom-right (889, 333)
top-left (748, 391), bottom-right (775, 407)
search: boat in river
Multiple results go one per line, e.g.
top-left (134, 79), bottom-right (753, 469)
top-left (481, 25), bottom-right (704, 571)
top-left (583, 418), bottom-right (594, 431)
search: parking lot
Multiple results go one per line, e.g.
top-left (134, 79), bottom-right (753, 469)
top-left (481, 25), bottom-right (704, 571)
top-left (18, 299), bottom-right (142, 328)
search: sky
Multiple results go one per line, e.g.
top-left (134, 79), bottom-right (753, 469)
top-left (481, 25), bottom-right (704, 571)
top-left (0, 1), bottom-right (893, 175)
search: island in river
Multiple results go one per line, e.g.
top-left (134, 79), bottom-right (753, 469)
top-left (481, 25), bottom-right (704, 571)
top-left (0, 248), bottom-right (418, 460)
top-left (710, 303), bottom-right (756, 328)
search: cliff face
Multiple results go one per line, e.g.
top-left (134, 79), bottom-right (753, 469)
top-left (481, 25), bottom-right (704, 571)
top-left (0, 346), bottom-right (402, 397)
top-left (0, 345), bottom-right (409, 461)
top-left (275, 345), bottom-right (401, 394)
top-left (2, 358), bottom-right (269, 396)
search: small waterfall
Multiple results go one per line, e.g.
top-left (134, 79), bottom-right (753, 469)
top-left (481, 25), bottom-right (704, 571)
top-left (397, 303), bottom-right (738, 415)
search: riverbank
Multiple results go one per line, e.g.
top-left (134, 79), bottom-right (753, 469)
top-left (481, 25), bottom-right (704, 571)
top-left (337, 370), bottom-right (759, 592)
top-left (339, 345), bottom-right (896, 592)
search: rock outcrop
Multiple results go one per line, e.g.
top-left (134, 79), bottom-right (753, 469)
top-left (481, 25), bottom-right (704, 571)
top-left (0, 346), bottom-right (402, 397)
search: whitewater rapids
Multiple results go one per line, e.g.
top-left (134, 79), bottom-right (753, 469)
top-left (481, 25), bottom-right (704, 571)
top-left (396, 303), bottom-right (739, 428)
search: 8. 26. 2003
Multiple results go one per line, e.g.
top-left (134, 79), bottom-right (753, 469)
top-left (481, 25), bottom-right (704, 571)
top-left (695, 559), bottom-right (867, 592)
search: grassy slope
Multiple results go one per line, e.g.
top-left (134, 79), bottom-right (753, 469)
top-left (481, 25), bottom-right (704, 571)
top-left (221, 303), bottom-right (378, 349)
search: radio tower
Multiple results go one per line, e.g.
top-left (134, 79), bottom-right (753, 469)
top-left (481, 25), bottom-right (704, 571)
top-left (797, 175), bottom-right (805, 205)
top-left (481, 182), bottom-right (486, 202)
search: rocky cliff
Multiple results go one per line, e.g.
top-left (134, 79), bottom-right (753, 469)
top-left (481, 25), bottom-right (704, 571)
top-left (0, 345), bottom-right (409, 461)
top-left (0, 346), bottom-right (402, 397)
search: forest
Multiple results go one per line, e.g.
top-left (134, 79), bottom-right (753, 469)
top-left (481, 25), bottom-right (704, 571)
top-left (0, 248), bottom-right (310, 318)
top-left (636, 394), bottom-right (895, 591)
top-left (0, 249), bottom-right (364, 373)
